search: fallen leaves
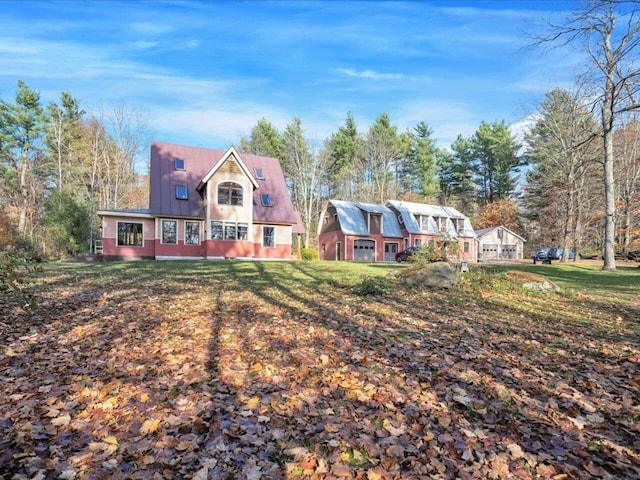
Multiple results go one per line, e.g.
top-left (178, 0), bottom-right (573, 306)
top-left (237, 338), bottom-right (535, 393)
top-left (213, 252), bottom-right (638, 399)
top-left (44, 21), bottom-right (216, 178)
top-left (0, 261), bottom-right (638, 479)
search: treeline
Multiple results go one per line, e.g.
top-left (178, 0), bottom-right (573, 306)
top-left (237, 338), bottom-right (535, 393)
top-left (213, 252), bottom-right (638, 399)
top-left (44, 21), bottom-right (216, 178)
top-left (1, 81), bottom-right (639, 263)
top-left (240, 104), bottom-right (639, 258)
top-left (0, 81), bottom-right (149, 258)
top-left (239, 114), bottom-right (525, 247)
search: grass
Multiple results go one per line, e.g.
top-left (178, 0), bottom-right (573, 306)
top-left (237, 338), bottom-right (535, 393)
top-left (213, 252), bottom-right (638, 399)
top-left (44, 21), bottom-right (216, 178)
top-left (1, 259), bottom-right (639, 479)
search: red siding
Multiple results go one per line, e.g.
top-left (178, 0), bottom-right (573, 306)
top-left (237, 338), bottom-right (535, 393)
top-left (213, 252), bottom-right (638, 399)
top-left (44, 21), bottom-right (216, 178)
top-left (253, 243), bottom-right (292, 260)
top-left (155, 241), bottom-right (206, 258)
top-left (101, 238), bottom-right (155, 260)
top-left (205, 240), bottom-right (254, 258)
top-left (318, 231), bottom-right (344, 260)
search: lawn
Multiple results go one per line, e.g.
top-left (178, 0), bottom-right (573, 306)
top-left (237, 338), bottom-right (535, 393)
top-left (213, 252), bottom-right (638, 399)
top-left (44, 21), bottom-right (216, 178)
top-left (0, 260), bottom-right (638, 479)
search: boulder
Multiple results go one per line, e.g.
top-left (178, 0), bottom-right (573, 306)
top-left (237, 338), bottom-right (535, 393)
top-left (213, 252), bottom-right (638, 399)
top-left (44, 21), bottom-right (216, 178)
top-left (506, 271), bottom-right (560, 293)
top-left (399, 261), bottom-right (458, 289)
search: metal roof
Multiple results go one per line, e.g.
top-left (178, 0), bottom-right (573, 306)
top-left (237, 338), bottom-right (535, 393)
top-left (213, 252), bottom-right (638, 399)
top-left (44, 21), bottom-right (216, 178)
top-left (330, 200), bottom-right (403, 237)
top-left (148, 141), bottom-right (301, 227)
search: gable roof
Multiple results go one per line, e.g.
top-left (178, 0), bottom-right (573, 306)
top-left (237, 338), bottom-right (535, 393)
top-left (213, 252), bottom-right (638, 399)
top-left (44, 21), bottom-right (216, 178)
top-left (197, 146), bottom-right (259, 191)
top-left (149, 141), bottom-right (299, 225)
top-left (475, 225), bottom-right (526, 242)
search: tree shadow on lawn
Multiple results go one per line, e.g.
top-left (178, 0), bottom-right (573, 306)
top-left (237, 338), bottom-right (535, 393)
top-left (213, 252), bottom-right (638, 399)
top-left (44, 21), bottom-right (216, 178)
top-left (3, 261), bottom-right (638, 479)
top-left (0, 261), bottom-right (236, 478)
top-left (199, 262), bottom-right (640, 479)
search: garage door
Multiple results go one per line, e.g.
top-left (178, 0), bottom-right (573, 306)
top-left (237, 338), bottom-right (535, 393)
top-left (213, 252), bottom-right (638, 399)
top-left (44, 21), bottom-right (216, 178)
top-left (482, 243), bottom-right (498, 259)
top-left (354, 240), bottom-right (375, 262)
top-left (384, 242), bottom-right (398, 262)
top-left (501, 244), bottom-right (517, 259)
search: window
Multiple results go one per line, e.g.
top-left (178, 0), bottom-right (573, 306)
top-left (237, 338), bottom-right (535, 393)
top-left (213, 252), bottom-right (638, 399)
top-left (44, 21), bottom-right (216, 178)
top-left (421, 216), bottom-right (429, 229)
top-left (224, 223), bottom-right (237, 240)
top-left (174, 158), bottom-right (185, 170)
top-left (415, 239), bottom-right (422, 247)
top-left (437, 217), bottom-right (447, 231)
top-left (237, 223), bottom-right (248, 240)
top-left (255, 167), bottom-right (265, 180)
top-left (428, 239), bottom-right (435, 249)
top-left (117, 222), bottom-right (143, 247)
top-left (263, 226), bottom-right (275, 247)
top-left (185, 221), bottom-right (200, 245)
top-left (464, 241), bottom-right (470, 253)
top-left (261, 193), bottom-right (273, 207)
top-left (218, 182), bottom-right (243, 205)
top-left (211, 221), bottom-right (223, 239)
top-left (211, 220), bottom-right (248, 241)
top-left (162, 220), bottom-right (177, 244)
top-left (176, 185), bottom-right (188, 200)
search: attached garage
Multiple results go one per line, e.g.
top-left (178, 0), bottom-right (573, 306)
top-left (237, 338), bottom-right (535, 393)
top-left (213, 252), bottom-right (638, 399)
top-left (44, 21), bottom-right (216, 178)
top-left (354, 239), bottom-right (375, 262)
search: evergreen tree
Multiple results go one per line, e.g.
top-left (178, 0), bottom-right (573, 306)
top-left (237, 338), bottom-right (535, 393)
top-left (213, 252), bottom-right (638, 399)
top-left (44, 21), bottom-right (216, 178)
top-left (405, 121), bottom-right (439, 199)
top-left (324, 112), bottom-right (361, 199)
top-left (469, 121), bottom-right (522, 205)
top-left (239, 118), bottom-right (283, 159)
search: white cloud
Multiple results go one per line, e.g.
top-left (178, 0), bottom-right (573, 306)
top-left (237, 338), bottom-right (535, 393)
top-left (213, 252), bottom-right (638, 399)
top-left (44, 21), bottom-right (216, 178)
top-left (128, 22), bottom-right (175, 36)
top-left (335, 68), bottom-right (405, 81)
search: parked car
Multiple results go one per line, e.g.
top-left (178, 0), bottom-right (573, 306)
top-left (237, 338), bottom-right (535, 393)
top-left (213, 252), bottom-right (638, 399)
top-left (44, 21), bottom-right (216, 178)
top-left (534, 247), bottom-right (578, 263)
top-left (395, 246), bottom-right (420, 262)
top-left (547, 247), bottom-right (578, 260)
top-left (532, 248), bottom-right (549, 263)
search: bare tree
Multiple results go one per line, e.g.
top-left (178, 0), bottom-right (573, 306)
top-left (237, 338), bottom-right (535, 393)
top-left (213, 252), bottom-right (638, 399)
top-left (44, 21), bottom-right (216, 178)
top-left (101, 102), bottom-right (150, 209)
top-left (534, 0), bottom-right (640, 270)
top-left (281, 118), bottom-right (328, 247)
top-left (614, 115), bottom-right (640, 254)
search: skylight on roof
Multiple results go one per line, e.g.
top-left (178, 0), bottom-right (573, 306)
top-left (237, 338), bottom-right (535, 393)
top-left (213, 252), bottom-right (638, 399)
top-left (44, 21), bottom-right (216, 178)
top-left (261, 193), bottom-right (273, 207)
top-left (176, 185), bottom-right (188, 200)
top-left (174, 158), bottom-right (185, 170)
top-left (255, 167), bottom-right (265, 180)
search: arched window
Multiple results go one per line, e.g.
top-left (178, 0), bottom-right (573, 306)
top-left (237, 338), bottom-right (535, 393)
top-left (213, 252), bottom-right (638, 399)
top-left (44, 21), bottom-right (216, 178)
top-left (217, 182), bottom-right (243, 205)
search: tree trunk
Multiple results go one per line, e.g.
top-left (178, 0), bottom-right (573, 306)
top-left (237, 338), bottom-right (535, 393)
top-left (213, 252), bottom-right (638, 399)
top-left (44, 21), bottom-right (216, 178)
top-left (602, 112), bottom-right (616, 271)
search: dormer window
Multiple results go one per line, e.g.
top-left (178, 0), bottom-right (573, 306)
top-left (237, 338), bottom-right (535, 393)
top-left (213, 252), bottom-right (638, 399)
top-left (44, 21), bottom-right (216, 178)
top-left (175, 185), bottom-right (188, 200)
top-left (255, 167), bottom-right (265, 180)
top-left (261, 193), bottom-right (273, 207)
top-left (218, 182), bottom-right (243, 205)
top-left (174, 158), bottom-right (185, 170)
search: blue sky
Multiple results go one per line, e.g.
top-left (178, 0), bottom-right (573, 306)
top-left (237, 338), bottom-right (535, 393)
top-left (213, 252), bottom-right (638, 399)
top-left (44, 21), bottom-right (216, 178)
top-left (1, 1), bottom-right (584, 153)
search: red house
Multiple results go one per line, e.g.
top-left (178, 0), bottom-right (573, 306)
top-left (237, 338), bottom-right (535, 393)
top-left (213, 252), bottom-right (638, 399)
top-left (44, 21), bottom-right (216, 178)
top-left (98, 142), bottom-right (303, 260)
top-left (317, 199), bottom-right (478, 262)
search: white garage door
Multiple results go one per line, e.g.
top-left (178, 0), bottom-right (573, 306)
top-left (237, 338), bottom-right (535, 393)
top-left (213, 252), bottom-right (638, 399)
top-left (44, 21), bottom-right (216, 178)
top-left (482, 243), bottom-right (498, 259)
top-left (354, 240), bottom-right (375, 262)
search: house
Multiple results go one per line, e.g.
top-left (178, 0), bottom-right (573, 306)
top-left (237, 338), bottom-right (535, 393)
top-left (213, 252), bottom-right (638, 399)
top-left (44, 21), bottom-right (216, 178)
top-left (98, 141), bottom-right (303, 261)
top-left (475, 225), bottom-right (526, 261)
top-left (317, 199), bottom-right (478, 262)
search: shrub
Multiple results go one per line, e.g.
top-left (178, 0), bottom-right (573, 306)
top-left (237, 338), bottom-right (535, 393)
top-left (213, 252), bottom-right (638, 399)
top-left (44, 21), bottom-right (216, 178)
top-left (352, 275), bottom-right (392, 296)
top-left (301, 248), bottom-right (319, 261)
top-left (411, 246), bottom-right (447, 265)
